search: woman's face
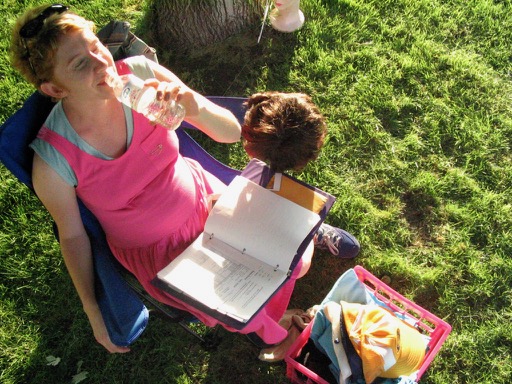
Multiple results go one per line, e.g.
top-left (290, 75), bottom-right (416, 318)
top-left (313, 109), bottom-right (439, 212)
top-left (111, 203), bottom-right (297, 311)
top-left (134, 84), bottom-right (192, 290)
top-left (49, 27), bottom-right (115, 101)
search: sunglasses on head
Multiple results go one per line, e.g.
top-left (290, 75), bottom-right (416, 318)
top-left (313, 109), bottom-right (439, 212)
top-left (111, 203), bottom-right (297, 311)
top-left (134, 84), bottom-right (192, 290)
top-left (19, 4), bottom-right (69, 39)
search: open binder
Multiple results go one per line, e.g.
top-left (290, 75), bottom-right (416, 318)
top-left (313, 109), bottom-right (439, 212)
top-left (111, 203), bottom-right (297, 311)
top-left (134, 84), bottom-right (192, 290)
top-left (152, 159), bottom-right (335, 329)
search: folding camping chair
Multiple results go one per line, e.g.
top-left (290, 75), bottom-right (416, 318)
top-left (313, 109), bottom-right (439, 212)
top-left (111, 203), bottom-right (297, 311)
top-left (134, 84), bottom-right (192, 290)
top-left (0, 89), bottom-right (247, 349)
top-left (0, 20), bottom-right (250, 349)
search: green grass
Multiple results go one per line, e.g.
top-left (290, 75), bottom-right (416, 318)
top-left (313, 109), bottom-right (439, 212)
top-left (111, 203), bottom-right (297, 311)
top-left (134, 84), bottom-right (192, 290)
top-left (1, 0), bottom-right (512, 383)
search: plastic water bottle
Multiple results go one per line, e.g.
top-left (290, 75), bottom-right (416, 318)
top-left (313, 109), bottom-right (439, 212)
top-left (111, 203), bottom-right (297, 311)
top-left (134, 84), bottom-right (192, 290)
top-left (105, 68), bottom-right (186, 131)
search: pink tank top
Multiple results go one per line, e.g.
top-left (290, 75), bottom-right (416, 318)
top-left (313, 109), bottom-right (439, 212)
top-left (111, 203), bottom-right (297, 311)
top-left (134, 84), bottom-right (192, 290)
top-left (36, 62), bottom-right (298, 343)
top-left (37, 108), bottom-right (200, 248)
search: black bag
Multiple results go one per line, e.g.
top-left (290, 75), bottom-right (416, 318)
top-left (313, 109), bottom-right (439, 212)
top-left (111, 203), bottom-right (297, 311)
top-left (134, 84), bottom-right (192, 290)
top-left (97, 20), bottom-right (158, 63)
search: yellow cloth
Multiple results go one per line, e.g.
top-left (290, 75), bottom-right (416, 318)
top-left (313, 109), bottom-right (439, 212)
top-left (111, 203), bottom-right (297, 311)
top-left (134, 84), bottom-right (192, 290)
top-left (267, 175), bottom-right (327, 214)
top-left (340, 301), bottom-right (426, 383)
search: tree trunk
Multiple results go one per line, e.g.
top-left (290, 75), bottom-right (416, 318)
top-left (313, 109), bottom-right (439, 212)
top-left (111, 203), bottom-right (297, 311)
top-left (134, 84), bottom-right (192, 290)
top-left (148, 0), bottom-right (263, 52)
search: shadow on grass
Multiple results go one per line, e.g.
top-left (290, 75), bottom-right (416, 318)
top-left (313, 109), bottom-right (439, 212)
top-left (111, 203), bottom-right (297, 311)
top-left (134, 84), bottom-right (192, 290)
top-left (145, 22), bottom-right (301, 97)
top-left (144, 22), bottom-right (301, 170)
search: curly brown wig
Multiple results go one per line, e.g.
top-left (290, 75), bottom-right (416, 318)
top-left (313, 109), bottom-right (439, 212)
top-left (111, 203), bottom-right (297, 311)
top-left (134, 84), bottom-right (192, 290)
top-left (242, 91), bottom-right (327, 172)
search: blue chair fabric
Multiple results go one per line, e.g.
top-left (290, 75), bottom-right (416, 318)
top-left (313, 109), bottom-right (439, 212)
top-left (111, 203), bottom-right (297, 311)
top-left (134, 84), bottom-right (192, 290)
top-left (0, 91), bottom-right (244, 346)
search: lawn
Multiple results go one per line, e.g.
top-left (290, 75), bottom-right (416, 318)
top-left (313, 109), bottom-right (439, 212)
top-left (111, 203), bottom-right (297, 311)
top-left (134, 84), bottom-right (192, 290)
top-left (1, 0), bottom-right (511, 383)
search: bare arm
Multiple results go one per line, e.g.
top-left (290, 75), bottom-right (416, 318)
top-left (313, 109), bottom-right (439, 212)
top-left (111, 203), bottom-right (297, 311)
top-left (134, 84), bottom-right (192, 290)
top-left (147, 60), bottom-right (242, 143)
top-left (32, 154), bottom-right (129, 353)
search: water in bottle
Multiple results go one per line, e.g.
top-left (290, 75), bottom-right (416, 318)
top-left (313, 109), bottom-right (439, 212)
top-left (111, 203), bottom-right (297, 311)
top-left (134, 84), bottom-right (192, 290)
top-left (105, 68), bottom-right (186, 131)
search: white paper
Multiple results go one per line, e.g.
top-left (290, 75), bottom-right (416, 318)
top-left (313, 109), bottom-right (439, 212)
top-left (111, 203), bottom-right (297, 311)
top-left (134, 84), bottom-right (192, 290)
top-left (156, 176), bottom-right (320, 322)
top-left (205, 176), bottom-right (319, 269)
top-left (158, 233), bottom-right (287, 321)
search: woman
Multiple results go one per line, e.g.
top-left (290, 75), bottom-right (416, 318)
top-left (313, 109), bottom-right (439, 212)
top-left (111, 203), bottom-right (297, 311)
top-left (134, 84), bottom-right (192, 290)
top-left (11, 4), bottom-right (359, 354)
top-left (10, 3), bottom-right (319, 354)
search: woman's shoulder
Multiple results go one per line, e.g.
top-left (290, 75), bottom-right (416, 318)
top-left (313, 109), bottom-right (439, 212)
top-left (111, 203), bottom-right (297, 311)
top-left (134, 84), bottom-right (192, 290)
top-left (33, 101), bottom-right (70, 137)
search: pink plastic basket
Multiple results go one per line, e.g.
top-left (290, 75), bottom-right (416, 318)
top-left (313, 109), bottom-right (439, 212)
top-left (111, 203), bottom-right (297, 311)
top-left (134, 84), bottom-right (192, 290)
top-left (285, 266), bottom-right (452, 383)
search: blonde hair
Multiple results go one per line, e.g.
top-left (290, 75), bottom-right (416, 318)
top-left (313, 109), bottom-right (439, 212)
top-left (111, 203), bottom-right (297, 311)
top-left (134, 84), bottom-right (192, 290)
top-left (10, 5), bottom-right (95, 88)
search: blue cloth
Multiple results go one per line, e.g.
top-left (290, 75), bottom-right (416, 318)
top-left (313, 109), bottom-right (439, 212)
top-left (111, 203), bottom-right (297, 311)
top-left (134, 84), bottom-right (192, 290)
top-left (0, 92), bottom-right (243, 346)
top-left (309, 269), bottom-right (419, 384)
top-left (0, 92), bottom-right (150, 346)
top-left (320, 268), bottom-right (372, 307)
top-left (80, 201), bottom-right (149, 346)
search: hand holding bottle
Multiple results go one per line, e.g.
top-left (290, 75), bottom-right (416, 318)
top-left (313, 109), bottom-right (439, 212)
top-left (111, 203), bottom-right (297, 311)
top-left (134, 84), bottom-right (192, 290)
top-left (106, 68), bottom-right (186, 131)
